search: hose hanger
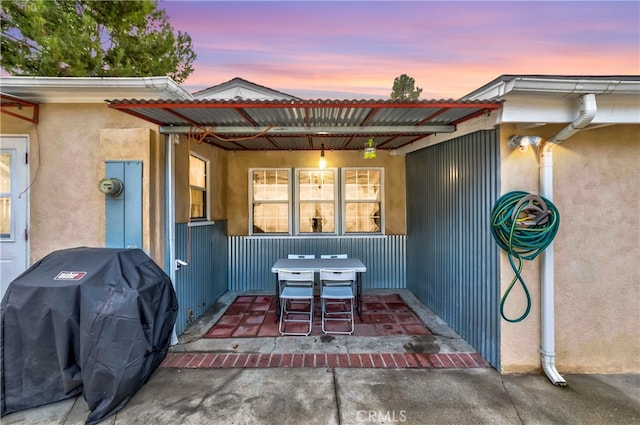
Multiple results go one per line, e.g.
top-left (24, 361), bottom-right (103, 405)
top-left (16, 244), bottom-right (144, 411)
top-left (490, 191), bottom-right (560, 322)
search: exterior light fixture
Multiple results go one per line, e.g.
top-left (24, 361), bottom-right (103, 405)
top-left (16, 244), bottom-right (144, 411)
top-left (364, 138), bottom-right (377, 159)
top-left (508, 135), bottom-right (542, 152)
top-left (319, 144), bottom-right (327, 169)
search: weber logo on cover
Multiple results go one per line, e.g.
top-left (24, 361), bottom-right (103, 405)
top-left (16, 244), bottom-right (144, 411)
top-left (54, 271), bottom-right (87, 281)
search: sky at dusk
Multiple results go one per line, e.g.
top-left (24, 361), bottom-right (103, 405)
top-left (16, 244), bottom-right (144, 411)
top-left (160, 1), bottom-right (640, 99)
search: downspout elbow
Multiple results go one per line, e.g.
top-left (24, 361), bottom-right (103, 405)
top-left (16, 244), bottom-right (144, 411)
top-left (548, 93), bottom-right (597, 145)
top-left (541, 349), bottom-right (567, 386)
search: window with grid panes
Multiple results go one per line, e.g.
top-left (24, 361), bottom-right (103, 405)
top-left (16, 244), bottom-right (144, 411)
top-left (251, 169), bottom-right (291, 234)
top-left (343, 168), bottom-right (382, 233)
top-left (249, 167), bottom-right (382, 235)
top-left (296, 169), bottom-right (337, 234)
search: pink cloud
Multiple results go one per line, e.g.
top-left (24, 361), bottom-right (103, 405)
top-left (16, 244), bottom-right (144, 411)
top-left (161, 1), bottom-right (640, 99)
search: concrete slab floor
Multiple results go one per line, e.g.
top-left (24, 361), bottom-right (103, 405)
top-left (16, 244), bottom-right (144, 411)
top-left (3, 290), bottom-right (638, 424)
top-left (3, 368), bottom-right (638, 425)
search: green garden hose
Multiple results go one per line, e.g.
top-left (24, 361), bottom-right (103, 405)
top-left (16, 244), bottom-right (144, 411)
top-left (490, 191), bottom-right (560, 322)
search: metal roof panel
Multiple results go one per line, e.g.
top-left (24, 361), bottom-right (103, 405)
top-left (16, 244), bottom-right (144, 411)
top-left (107, 98), bottom-right (502, 150)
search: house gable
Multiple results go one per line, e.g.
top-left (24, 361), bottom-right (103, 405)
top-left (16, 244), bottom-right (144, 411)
top-left (192, 77), bottom-right (298, 100)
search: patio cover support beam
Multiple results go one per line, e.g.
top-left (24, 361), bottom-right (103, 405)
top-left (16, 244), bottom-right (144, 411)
top-left (1, 93), bottom-right (39, 124)
top-left (159, 125), bottom-right (455, 135)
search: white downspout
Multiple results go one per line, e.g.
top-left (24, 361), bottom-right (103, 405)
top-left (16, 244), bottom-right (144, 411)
top-left (166, 133), bottom-right (179, 346)
top-left (539, 93), bottom-right (597, 385)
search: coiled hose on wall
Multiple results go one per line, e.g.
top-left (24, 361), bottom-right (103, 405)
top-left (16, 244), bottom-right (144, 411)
top-left (490, 191), bottom-right (560, 322)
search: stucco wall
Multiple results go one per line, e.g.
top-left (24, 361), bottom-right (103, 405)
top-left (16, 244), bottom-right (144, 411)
top-left (174, 135), bottom-right (227, 223)
top-left (222, 149), bottom-right (406, 236)
top-left (1, 104), bottom-right (165, 266)
top-left (499, 123), bottom-right (640, 373)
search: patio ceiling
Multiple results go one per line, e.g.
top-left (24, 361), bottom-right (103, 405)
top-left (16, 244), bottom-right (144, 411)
top-left (107, 98), bottom-right (502, 151)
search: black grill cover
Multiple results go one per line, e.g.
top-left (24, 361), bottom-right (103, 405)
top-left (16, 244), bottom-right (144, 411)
top-left (1, 247), bottom-right (178, 424)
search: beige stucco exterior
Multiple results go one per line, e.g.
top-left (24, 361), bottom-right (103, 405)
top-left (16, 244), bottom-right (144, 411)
top-left (499, 123), bottom-right (640, 373)
top-left (1, 104), bottom-right (165, 266)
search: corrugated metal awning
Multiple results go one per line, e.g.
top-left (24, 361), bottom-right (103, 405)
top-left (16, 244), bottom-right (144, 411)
top-left (107, 98), bottom-right (502, 151)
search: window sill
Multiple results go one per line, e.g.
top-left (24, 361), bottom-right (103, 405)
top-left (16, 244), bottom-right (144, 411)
top-left (248, 234), bottom-right (386, 239)
top-left (188, 220), bottom-right (215, 227)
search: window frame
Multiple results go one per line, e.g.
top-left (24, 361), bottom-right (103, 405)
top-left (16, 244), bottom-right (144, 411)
top-left (341, 167), bottom-right (384, 235)
top-left (248, 167), bottom-right (384, 236)
top-left (189, 153), bottom-right (210, 221)
top-left (0, 149), bottom-right (15, 240)
top-left (249, 168), bottom-right (292, 235)
top-left (294, 168), bottom-right (339, 236)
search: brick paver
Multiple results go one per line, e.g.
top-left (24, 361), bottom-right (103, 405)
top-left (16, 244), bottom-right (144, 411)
top-left (161, 352), bottom-right (490, 369)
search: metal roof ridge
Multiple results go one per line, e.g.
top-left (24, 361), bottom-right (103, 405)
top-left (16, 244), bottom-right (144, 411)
top-left (106, 98), bottom-right (502, 105)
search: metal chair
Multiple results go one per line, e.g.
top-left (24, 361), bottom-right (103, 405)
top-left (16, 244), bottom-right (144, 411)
top-left (319, 269), bottom-right (356, 335)
top-left (320, 254), bottom-right (348, 259)
top-left (288, 254), bottom-right (315, 259)
top-left (278, 269), bottom-right (315, 336)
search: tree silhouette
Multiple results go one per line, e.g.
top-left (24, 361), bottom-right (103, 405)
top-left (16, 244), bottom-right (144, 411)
top-left (390, 74), bottom-right (423, 100)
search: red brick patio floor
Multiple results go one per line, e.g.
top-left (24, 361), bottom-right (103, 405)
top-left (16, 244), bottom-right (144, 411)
top-left (203, 293), bottom-right (431, 338)
top-left (161, 293), bottom-right (491, 370)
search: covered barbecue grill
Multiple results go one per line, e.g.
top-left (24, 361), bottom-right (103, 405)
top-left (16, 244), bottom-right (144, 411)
top-left (1, 247), bottom-right (178, 424)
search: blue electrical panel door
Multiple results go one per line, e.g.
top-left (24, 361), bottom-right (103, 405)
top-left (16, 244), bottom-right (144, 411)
top-left (105, 161), bottom-right (143, 249)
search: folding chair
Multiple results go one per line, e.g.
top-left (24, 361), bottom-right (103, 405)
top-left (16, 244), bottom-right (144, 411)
top-left (278, 269), bottom-right (315, 336)
top-left (320, 254), bottom-right (348, 259)
top-left (319, 269), bottom-right (356, 335)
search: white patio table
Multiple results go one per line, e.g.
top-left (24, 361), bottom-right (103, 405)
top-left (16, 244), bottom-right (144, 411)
top-left (271, 257), bottom-right (367, 321)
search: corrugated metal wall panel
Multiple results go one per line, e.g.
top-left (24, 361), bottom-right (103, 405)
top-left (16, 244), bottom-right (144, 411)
top-left (173, 221), bottom-right (228, 335)
top-left (228, 236), bottom-right (406, 291)
top-left (406, 129), bottom-right (501, 368)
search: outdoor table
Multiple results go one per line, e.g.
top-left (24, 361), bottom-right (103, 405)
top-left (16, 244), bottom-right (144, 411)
top-left (271, 257), bottom-right (367, 322)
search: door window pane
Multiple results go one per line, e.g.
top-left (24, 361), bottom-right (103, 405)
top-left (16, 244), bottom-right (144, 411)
top-left (0, 153), bottom-right (11, 238)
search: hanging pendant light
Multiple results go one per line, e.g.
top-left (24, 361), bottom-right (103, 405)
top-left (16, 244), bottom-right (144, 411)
top-left (319, 143), bottom-right (327, 169)
top-left (364, 138), bottom-right (377, 159)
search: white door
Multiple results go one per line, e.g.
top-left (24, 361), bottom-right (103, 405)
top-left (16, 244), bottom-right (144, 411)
top-left (0, 136), bottom-right (29, 299)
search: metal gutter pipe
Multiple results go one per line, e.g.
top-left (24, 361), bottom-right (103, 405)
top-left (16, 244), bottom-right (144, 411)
top-left (165, 133), bottom-right (179, 346)
top-left (539, 93), bottom-right (597, 385)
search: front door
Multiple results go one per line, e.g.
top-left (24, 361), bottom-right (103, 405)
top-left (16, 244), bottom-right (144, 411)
top-left (0, 136), bottom-right (29, 299)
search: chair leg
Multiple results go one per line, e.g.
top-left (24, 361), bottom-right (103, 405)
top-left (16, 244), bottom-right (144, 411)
top-left (279, 297), bottom-right (313, 336)
top-left (321, 297), bottom-right (354, 335)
